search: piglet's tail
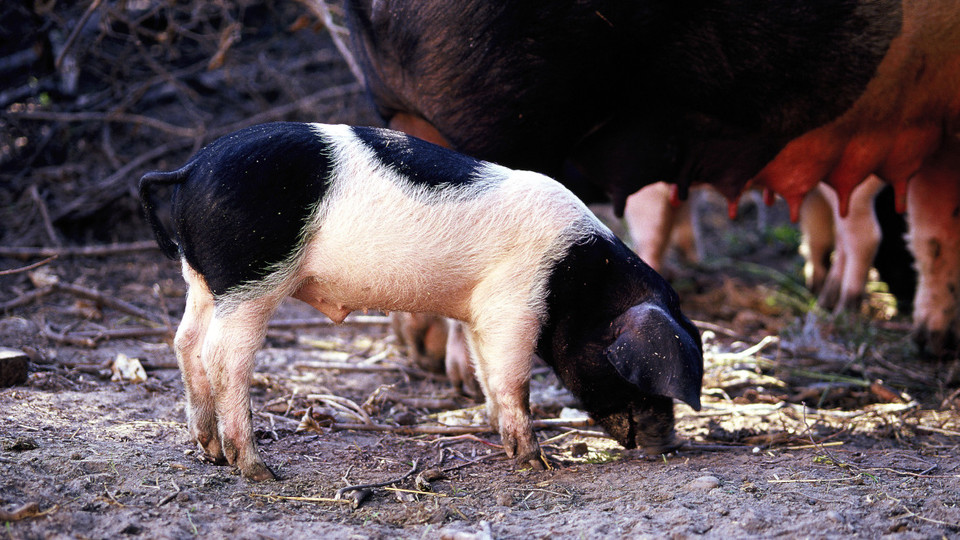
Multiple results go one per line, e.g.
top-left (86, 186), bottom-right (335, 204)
top-left (138, 168), bottom-right (189, 260)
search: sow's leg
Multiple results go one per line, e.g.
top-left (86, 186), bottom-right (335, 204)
top-left (907, 141), bottom-right (960, 357)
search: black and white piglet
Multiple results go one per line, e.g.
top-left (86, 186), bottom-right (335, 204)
top-left (139, 122), bottom-right (702, 480)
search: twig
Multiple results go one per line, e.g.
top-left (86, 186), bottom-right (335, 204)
top-left (0, 241), bottom-right (160, 260)
top-left (913, 425), bottom-right (960, 437)
top-left (0, 502), bottom-right (44, 521)
top-left (767, 477), bottom-right (858, 484)
top-left (384, 486), bottom-right (449, 498)
top-left (53, 281), bottom-right (164, 324)
top-left (328, 417), bottom-right (596, 436)
top-left (439, 451), bottom-right (507, 474)
top-left (335, 458), bottom-right (419, 499)
top-left (691, 319), bottom-right (743, 339)
top-left (52, 139), bottom-right (195, 221)
top-left (249, 493), bottom-right (350, 505)
top-left (895, 507), bottom-right (960, 529)
top-left (40, 325), bottom-right (98, 348)
top-left (156, 480), bottom-right (181, 507)
top-left (0, 256), bottom-right (57, 276)
top-left (298, 0), bottom-right (365, 85)
top-left (55, 0), bottom-right (104, 70)
top-left (28, 185), bottom-right (61, 247)
top-left (8, 110), bottom-right (199, 138)
top-left (0, 286), bottom-right (54, 311)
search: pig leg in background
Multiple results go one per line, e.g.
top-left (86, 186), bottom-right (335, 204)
top-left (907, 141), bottom-right (960, 357)
top-left (623, 182), bottom-right (699, 273)
top-left (445, 320), bottom-right (481, 398)
top-left (799, 185), bottom-right (835, 295)
top-left (174, 265), bottom-right (221, 462)
top-left (390, 312), bottom-right (448, 373)
top-left (814, 177), bottom-right (885, 313)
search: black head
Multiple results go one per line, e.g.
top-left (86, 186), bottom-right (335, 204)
top-left (538, 234), bottom-right (703, 452)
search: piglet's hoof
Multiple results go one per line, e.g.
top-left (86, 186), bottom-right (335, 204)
top-left (241, 461), bottom-right (277, 482)
top-left (501, 431), bottom-right (545, 471)
top-left (640, 434), bottom-right (685, 457)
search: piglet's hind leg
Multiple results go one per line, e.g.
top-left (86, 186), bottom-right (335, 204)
top-left (202, 301), bottom-right (278, 481)
top-left (175, 267), bottom-right (222, 462)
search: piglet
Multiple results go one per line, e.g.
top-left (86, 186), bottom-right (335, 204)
top-left (139, 122), bottom-right (702, 480)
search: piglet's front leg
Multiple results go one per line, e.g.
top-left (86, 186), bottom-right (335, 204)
top-left (467, 316), bottom-right (544, 469)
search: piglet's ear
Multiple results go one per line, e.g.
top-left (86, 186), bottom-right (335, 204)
top-left (604, 304), bottom-right (703, 410)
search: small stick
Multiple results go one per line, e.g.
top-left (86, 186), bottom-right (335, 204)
top-left (40, 326), bottom-right (97, 348)
top-left (156, 480), bottom-right (181, 507)
top-left (298, 0), bottom-right (366, 84)
top-left (913, 425), bottom-right (960, 437)
top-left (383, 486), bottom-right (448, 498)
top-left (335, 458), bottom-right (419, 499)
top-left (0, 256), bottom-right (57, 276)
top-left (0, 502), bottom-right (42, 521)
top-left (54, 0), bottom-right (104, 70)
top-left (249, 493), bottom-right (350, 505)
top-left (28, 185), bottom-right (61, 247)
top-left (53, 281), bottom-right (163, 324)
top-left (9, 108), bottom-right (198, 139)
top-left (0, 241), bottom-right (160, 260)
top-left (0, 286), bottom-right (54, 311)
top-left (766, 477), bottom-right (858, 484)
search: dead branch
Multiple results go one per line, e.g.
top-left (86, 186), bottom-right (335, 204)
top-left (0, 256), bottom-right (57, 277)
top-left (28, 185), bottom-right (61, 247)
top-left (40, 326), bottom-right (98, 348)
top-left (298, 0), bottom-right (365, 85)
top-left (54, 0), bottom-right (105, 70)
top-left (52, 281), bottom-right (164, 324)
top-left (335, 458), bottom-right (419, 500)
top-left (0, 286), bottom-right (54, 311)
top-left (0, 241), bottom-right (159, 260)
top-left (8, 110), bottom-right (199, 138)
top-left (0, 502), bottom-right (43, 522)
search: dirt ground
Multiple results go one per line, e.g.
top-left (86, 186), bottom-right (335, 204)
top-left (2, 2), bottom-right (960, 539)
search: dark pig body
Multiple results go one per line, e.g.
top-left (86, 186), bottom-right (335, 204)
top-left (346, 0), bottom-right (960, 356)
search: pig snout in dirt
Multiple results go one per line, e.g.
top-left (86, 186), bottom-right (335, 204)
top-left (139, 122), bottom-right (703, 480)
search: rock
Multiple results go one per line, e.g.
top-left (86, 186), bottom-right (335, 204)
top-left (0, 348), bottom-right (29, 387)
top-left (685, 475), bottom-right (721, 492)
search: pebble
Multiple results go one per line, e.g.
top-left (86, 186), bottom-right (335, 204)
top-left (685, 475), bottom-right (721, 492)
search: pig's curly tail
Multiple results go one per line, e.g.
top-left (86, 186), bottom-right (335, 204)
top-left (138, 166), bottom-right (190, 260)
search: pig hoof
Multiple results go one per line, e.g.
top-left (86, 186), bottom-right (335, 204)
top-left (241, 461), bottom-right (277, 482)
top-left (197, 451), bottom-right (228, 466)
top-left (912, 325), bottom-right (959, 359)
top-left (516, 451), bottom-right (551, 471)
top-left (195, 432), bottom-right (225, 462)
top-left (640, 434), bottom-right (683, 456)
